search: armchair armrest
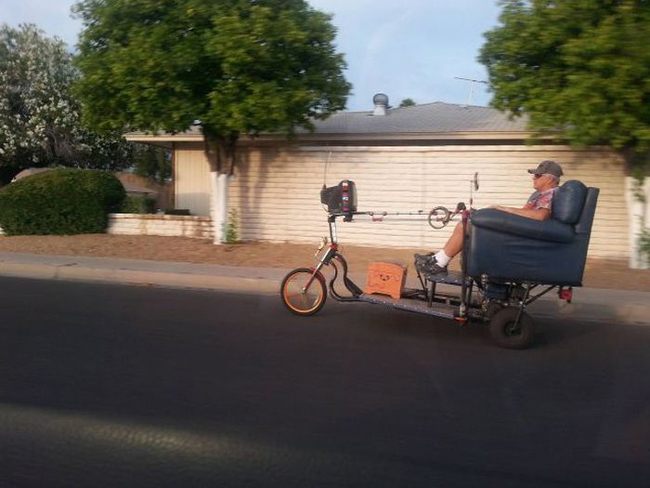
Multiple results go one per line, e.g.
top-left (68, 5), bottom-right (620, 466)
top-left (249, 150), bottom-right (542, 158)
top-left (470, 208), bottom-right (575, 243)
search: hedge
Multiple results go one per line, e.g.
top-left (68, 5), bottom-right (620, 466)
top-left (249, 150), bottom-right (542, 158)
top-left (0, 168), bottom-right (126, 235)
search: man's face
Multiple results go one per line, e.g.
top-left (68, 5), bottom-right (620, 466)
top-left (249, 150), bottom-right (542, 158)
top-left (532, 173), bottom-right (552, 191)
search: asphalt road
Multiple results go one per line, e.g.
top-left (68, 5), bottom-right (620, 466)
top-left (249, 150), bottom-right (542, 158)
top-left (0, 277), bottom-right (649, 488)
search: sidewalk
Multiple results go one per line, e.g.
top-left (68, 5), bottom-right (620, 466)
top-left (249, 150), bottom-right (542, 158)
top-left (0, 251), bottom-right (648, 326)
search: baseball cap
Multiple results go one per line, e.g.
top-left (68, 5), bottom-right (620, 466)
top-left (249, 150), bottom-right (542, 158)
top-left (527, 160), bottom-right (564, 178)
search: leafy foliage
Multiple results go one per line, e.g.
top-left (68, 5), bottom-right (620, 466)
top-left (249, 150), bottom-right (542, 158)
top-left (399, 98), bottom-right (416, 108)
top-left (480, 0), bottom-right (650, 166)
top-left (0, 24), bottom-right (134, 183)
top-left (0, 168), bottom-right (125, 235)
top-left (73, 0), bottom-right (351, 174)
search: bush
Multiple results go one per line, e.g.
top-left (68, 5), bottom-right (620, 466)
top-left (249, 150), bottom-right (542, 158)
top-left (640, 228), bottom-right (650, 266)
top-left (119, 195), bottom-right (157, 214)
top-left (225, 208), bottom-right (239, 244)
top-left (0, 168), bottom-right (126, 235)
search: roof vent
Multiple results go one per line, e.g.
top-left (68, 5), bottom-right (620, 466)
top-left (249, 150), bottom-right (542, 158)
top-left (372, 93), bottom-right (389, 116)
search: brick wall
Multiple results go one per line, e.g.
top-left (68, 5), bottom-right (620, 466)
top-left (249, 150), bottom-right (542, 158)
top-left (107, 214), bottom-right (213, 239)
top-left (1, 215), bottom-right (214, 239)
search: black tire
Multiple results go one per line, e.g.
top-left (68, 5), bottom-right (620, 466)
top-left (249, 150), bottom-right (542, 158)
top-left (486, 302), bottom-right (504, 320)
top-left (489, 307), bottom-right (534, 349)
top-left (280, 268), bottom-right (327, 316)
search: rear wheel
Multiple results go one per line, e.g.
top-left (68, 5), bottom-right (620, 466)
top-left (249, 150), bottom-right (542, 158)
top-left (281, 268), bottom-right (327, 316)
top-left (489, 307), bottom-right (534, 349)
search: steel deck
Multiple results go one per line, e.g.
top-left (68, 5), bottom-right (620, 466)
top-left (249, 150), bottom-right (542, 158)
top-left (425, 270), bottom-right (470, 286)
top-left (358, 294), bottom-right (457, 319)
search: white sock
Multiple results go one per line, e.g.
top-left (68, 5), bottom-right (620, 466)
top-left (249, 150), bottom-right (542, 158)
top-left (435, 250), bottom-right (451, 267)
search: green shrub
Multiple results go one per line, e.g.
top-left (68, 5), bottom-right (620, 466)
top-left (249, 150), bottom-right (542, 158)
top-left (119, 195), bottom-right (157, 214)
top-left (0, 168), bottom-right (125, 235)
top-left (225, 208), bottom-right (239, 244)
top-left (640, 228), bottom-right (650, 266)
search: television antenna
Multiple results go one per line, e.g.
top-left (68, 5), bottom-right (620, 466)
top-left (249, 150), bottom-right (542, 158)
top-left (454, 77), bottom-right (488, 106)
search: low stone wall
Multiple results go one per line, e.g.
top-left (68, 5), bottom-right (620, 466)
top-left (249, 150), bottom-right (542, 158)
top-left (107, 213), bottom-right (213, 239)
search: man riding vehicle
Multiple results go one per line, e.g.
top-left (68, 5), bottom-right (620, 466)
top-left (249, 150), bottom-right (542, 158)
top-left (415, 160), bottom-right (564, 275)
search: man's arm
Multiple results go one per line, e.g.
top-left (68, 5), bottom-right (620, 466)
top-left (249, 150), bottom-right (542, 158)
top-left (492, 205), bottom-right (551, 221)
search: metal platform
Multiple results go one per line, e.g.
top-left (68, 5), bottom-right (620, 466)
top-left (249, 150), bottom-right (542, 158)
top-left (425, 270), bottom-right (470, 286)
top-left (358, 294), bottom-right (457, 320)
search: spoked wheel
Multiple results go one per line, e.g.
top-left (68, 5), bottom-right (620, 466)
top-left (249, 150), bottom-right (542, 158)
top-left (281, 268), bottom-right (327, 316)
top-left (489, 307), bottom-right (534, 349)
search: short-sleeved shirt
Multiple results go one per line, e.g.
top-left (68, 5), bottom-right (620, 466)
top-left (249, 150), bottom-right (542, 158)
top-left (525, 187), bottom-right (558, 211)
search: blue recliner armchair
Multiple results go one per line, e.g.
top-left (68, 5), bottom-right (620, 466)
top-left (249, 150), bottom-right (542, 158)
top-left (466, 180), bottom-right (600, 286)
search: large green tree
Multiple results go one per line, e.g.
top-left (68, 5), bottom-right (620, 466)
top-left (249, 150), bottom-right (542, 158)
top-left (480, 0), bottom-right (650, 172)
top-left (73, 0), bottom-right (350, 241)
top-left (399, 98), bottom-right (416, 108)
top-left (0, 24), bottom-right (133, 184)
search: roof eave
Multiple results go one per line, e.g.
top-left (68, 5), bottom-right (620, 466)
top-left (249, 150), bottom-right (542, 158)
top-left (126, 131), bottom-right (544, 144)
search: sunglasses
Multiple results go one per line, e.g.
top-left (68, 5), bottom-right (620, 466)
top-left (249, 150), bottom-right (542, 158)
top-left (533, 174), bottom-right (545, 179)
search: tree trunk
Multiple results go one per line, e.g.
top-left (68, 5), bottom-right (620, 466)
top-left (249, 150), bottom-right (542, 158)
top-left (203, 132), bottom-right (237, 244)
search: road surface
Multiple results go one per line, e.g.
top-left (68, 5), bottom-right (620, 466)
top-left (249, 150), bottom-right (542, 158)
top-left (1, 277), bottom-right (648, 487)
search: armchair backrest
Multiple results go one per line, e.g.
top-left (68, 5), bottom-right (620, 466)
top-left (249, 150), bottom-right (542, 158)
top-left (552, 180), bottom-right (588, 225)
top-left (575, 187), bottom-right (600, 235)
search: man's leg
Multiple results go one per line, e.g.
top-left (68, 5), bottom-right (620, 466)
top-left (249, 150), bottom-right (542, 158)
top-left (415, 221), bottom-right (467, 274)
top-left (443, 221), bottom-right (464, 258)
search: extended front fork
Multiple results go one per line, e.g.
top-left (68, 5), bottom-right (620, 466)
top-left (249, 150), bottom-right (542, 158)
top-left (303, 238), bottom-right (332, 292)
top-left (306, 244), bottom-right (362, 301)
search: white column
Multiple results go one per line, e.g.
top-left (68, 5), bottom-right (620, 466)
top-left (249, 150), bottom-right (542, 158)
top-left (209, 170), bottom-right (220, 244)
top-left (644, 178), bottom-right (650, 269)
top-left (212, 173), bottom-right (231, 244)
top-left (625, 176), bottom-right (650, 269)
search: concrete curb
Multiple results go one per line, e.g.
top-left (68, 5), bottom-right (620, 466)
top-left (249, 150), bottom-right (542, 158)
top-left (0, 260), bottom-right (281, 295)
top-left (0, 252), bottom-right (648, 326)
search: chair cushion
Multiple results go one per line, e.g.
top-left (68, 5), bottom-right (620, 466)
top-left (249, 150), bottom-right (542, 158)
top-left (471, 208), bottom-right (575, 243)
top-left (552, 180), bottom-right (588, 224)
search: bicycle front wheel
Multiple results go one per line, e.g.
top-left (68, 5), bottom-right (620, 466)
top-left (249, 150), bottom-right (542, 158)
top-left (281, 268), bottom-right (327, 316)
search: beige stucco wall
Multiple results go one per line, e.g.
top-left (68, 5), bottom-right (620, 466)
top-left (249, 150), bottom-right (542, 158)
top-left (174, 143), bottom-right (629, 259)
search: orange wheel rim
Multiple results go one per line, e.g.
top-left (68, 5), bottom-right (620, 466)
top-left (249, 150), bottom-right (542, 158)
top-left (283, 273), bottom-right (323, 314)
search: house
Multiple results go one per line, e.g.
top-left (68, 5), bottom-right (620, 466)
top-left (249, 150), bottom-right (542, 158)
top-left (126, 95), bottom-right (645, 266)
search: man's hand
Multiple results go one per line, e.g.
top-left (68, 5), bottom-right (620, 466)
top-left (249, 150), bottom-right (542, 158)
top-left (492, 205), bottom-right (551, 221)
